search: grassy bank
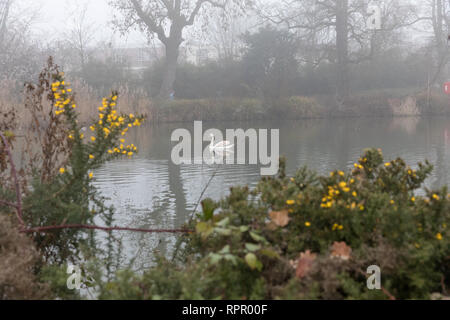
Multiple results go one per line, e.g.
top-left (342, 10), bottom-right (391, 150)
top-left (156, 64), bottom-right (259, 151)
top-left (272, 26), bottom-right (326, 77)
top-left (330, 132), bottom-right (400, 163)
top-left (2, 77), bottom-right (450, 125)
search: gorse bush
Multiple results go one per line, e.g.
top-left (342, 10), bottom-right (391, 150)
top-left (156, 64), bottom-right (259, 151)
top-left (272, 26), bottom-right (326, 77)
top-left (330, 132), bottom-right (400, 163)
top-left (0, 58), bottom-right (145, 297)
top-left (101, 149), bottom-right (449, 300)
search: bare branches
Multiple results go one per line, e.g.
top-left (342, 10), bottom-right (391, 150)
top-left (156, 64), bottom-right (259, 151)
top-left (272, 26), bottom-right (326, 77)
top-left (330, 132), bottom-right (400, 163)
top-left (130, 0), bottom-right (168, 43)
top-left (0, 131), bottom-right (24, 228)
top-left (21, 225), bottom-right (192, 234)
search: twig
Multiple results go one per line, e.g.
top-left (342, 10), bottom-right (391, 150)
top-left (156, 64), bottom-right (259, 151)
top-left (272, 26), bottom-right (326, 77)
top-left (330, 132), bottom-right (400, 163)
top-left (357, 268), bottom-right (396, 300)
top-left (188, 166), bottom-right (219, 224)
top-left (21, 224), bottom-right (193, 234)
top-left (171, 166), bottom-right (219, 262)
top-left (0, 131), bottom-right (25, 228)
top-left (0, 199), bottom-right (18, 208)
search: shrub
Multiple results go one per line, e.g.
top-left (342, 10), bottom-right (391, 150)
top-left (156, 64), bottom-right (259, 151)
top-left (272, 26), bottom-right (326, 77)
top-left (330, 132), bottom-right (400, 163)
top-left (101, 149), bottom-right (449, 300)
top-left (150, 98), bottom-right (267, 123)
top-left (1, 58), bottom-right (145, 291)
top-left (0, 215), bottom-right (50, 300)
top-left (271, 96), bottom-right (325, 119)
top-left (416, 91), bottom-right (450, 115)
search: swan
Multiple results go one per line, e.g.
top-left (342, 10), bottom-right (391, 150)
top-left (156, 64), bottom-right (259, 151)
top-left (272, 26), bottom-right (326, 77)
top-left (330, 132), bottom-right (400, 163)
top-left (209, 134), bottom-right (234, 152)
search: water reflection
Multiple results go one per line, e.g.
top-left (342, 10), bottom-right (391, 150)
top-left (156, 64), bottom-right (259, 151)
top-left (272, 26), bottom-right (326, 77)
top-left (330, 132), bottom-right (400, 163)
top-left (93, 117), bottom-right (450, 267)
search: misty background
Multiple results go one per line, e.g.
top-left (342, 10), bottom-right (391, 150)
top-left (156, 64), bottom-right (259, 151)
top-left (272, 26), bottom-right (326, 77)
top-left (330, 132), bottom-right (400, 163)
top-left (0, 0), bottom-right (449, 109)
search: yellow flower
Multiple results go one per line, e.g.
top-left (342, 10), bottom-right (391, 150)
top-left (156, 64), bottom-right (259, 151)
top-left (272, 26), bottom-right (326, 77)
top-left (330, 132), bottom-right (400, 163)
top-left (91, 136), bottom-right (96, 142)
top-left (359, 205), bottom-right (365, 211)
top-left (436, 233), bottom-right (443, 241)
top-left (59, 168), bottom-right (65, 174)
top-left (127, 151), bottom-right (133, 157)
top-left (112, 96), bottom-right (118, 101)
top-left (390, 200), bottom-right (395, 205)
top-left (432, 194), bottom-right (440, 201)
top-left (88, 172), bottom-right (94, 179)
top-left (385, 162), bottom-right (391, 167)
top-left (352, 191), bottom-right (357, 197)
top-left (286, 200), bottom-right (295, 205)
top-left (80, 134), bottom-right (84, 139)
top-left (339, 182), bottom-right (347, 189)
top-left (411, 197), bottom-right (416, 202)
top-left (89, 154), bottom-right (95, 160)
top-left (338, 171), bottom-right (344, 177)
top-left (90, 126), bottom-right (95, 132)
top-left (305, 222), bottom-right (311, 227)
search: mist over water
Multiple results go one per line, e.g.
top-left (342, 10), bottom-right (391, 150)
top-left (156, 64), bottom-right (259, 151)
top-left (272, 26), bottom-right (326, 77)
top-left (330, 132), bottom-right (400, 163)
top-left (92, 117), bottom-right (450, 267)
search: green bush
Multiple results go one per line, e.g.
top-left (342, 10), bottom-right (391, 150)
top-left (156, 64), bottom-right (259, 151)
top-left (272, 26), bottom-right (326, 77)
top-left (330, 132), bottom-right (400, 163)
top-left (271, 96), bottom-right (325, 119)
top-left (150, 96), bottom-right (326, 122)
top-left (151, 98), bottom-right (267, 122)
top-left (416, 91), bottom-right (450, 115)
top-left (101, 149), bottom-right (449, 300)
top-left (1, 58), bottom-right (145, 298)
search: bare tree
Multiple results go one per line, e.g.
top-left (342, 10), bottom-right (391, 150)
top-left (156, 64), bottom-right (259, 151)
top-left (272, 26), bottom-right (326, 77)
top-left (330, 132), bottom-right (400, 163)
top-left (0, 0), bottom-right (12, 47)
top-left (110, 0), bottom-right (250, 99)
top-left (428, 0), bottom-right (450, 84)
top-left (259, 0), bottom-right (419, 103)
top-left (68, 2), bottom-right (98, 69)
top-left (0, 0), bottom-right (42, 80)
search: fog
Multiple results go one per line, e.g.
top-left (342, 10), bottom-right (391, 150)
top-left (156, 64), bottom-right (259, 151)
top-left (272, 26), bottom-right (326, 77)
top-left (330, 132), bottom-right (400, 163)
top-left (1, 0), bottom-right (449, 106)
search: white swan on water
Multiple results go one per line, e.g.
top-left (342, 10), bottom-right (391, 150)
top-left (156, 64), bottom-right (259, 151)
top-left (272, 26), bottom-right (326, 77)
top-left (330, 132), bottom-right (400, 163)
top-left (209, 134), bottom-right (234, 152)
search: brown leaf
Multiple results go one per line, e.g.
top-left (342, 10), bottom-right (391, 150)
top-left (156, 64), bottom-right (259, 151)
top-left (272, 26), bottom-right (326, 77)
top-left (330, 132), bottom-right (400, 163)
top-left (269, 210), bottom-right (290, 227)
top-left (295, 250), bottom-right (317, 279)
top-left (330, 242), bottom-right (352, 261)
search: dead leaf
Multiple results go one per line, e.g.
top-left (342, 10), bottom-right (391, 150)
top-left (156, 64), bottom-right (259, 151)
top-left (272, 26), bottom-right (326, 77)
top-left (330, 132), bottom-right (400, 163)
top-left (295, 250), bottom-right (317, 279)
top-left (330, 242), bottom-right (352, 261)
top-left (269, 210), bottom-right (290, 227)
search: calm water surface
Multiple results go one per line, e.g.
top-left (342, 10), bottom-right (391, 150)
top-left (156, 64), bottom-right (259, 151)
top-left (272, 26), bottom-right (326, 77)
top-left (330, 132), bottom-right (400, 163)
top-left (92, 117), bottom-right (450, 268)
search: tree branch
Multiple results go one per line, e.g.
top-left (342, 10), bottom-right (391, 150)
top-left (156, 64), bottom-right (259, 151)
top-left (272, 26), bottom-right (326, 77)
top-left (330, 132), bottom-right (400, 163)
top-left (130, 0), bottom-right (168, 43)
top-left (0, 131), bottom-right (24, 228)
top-left (21, 224), bottom-right (193, 234)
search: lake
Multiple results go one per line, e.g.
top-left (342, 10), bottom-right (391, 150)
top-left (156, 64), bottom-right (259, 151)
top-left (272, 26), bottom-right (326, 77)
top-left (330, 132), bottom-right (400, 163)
top-left (92, 117), bottom-right (450, 269)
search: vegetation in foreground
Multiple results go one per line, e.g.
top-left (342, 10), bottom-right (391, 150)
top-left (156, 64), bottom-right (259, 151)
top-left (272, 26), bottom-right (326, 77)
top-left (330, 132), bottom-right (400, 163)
top-left (101, 151), bottom-right (449, 300)
top-left (1, 62), bottom-right (449, 300)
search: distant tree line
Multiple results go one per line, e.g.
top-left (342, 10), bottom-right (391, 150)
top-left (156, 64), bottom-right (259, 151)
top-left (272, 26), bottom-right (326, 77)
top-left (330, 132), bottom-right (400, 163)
top-left (0, 0), bottom-right (449, 103)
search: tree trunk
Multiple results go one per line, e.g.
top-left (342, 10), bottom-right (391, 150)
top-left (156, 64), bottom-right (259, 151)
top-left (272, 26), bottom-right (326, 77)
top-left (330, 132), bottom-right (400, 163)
top-left (335, 0), bottom-right (349, 102)
top-left (431, 0), bottom-right (448, 85)
top-left (159, 38), bottom-right (181, 99)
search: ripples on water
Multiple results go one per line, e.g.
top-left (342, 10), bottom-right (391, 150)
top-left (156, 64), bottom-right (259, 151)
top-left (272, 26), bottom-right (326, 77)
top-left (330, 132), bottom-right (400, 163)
top-left (92, 117), bottom-right (450, 268)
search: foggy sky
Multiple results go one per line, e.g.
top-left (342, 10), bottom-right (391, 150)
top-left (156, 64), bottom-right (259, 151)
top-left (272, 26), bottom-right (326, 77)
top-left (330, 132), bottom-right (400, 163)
top-left (25, 0), bottom-right (146, 47)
